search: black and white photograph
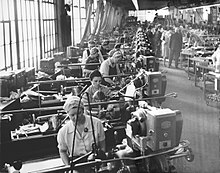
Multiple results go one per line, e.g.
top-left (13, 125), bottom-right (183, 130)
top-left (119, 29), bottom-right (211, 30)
top-left (0, 0), bottom-right (220, 173)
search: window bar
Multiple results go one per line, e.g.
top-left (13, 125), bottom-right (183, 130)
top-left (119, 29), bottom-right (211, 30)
top-left (19, 0), bottom-right (25, 68)
top-left (49, 6), bottom-right (52, 56)
top-left (72, 0), bottom-right (75, 45)
top-left (24, 0), bottom-right (30, 67)
top-left (52, 2), bottom-right (55, 54)
top-left (0, 0), bottom-right (7, 70)
top-left (14, 0), bottom-right (21, 69)
top-left (9, 21), bottom-right (13, 70)
top-left (45, 3), bottom-right (48, 57)
top-left (28, 0), bottom-right (34, 68)
top-left (2, 22), bottom-right (7, 71)
top-left (6, 0), bottom-right (13, 71)
top-left (42, 20), bottom-right (45, 58)
top-left (54, 0), bottom-right (59, 50)
top-left (49, 20), bottom-right (52, 56)
top-left (79, 0), bottom-right (82, 39)
top-left (38, 0), bottom-right (43, 60)
top-left (48, 3), bottom-right (51, 57)
top-left (33, 0), bottom-right (39, 70)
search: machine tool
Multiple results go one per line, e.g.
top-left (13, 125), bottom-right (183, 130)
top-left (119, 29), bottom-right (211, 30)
top-left (25, 103), bottom-right (194, 173)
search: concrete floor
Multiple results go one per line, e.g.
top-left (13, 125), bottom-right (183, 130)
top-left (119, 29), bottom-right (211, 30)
top-left (161, 65), bottom-right (220, 173)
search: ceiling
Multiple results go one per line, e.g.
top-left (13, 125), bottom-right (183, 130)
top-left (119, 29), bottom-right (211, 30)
top-left (111, 0), bottom-right (220, 11)
top-left (138, 0), bottom-right (169, 10)
top-left (111, 0), bottom-right (170, 11)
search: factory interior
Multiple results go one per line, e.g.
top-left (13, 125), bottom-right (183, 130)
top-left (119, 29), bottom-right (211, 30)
top-left (0, 0), bottom-right (220, 173)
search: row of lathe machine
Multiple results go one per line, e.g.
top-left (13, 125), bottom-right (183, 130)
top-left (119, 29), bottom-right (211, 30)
top-left (0, 30), bottom-right (194, 173)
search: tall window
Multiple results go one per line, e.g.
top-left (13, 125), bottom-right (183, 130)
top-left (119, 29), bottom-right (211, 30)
top-left (68, 0), bottom-right (86, 45)
top-left (17, 0), bottom-right (40, 69)
top-left (73, 0), bottom-right (80, 44)
top-left (0, 0), bottom-right (93, 71)
top-left (0, 0), bottom-right (15, 71)
top-left (0, 0), bottom-right (58, 71)
top-left (41, 0), bottom-right (58, 59)
top-left (80, 0), bottom-right (86, 39)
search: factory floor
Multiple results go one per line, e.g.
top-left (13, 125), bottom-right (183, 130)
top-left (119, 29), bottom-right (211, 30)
top-left (8, 63), bottom-right (220, 173)
top-left (161, 64), bottom-right (220, 173)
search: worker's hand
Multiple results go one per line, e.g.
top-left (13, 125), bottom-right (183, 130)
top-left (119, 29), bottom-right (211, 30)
top-left (87, 153), bottom-right (95, 161)
top-left (107, 104), bottom-right (114, 112)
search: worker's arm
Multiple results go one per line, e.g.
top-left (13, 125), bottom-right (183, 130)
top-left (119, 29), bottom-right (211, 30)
top-left (98, 50), bottom-right (104, 63)
top-left (59, 149), bottom-right (70, 166)
top-left (99, 139), bottom-right (106, 153)
top-left (100, 61), bottom-right (114, 85)
top-left (211, 51), bottom-right (217, 66)
top-left (97, 120), bottom-right (106, 152)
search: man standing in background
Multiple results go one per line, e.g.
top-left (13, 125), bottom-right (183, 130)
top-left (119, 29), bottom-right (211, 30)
top-left (154, 25), bottom-right (162, 58)
top-left (169, 27), bottom-right (183, 68)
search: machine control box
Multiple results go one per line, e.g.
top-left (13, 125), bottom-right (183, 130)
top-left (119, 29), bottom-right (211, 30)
top-left (143, 71), bottom-right (162, 97)
top-left (141, 55), bottom-right (159, 72)
top-left (126, 107), bottom-right (182, 152)
top-left (146, 108), bottom-right (176, 151)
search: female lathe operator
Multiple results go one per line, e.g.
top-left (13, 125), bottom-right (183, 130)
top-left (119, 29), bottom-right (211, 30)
top-left (57, 96), bottom-right (106, 169)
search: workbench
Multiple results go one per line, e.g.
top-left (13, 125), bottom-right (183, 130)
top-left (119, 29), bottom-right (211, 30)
top-left (203, 72), bottom-right (220, 108)
top-left (186, 56), bottom-right (213, 87)
top-left (180, 50), bottom-right (195, 69)
top-left (195, 64), bottom-right (215, 87)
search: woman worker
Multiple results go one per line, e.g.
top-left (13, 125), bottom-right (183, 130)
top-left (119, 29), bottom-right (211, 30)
top-left (99, 50), bottom-right (123, 86)
top-left (57, 96), bottom-right (105, 166)
top-left (81, 70), bottom-right (112, 116)
top-left (83, 47), bottom-right (104, 77)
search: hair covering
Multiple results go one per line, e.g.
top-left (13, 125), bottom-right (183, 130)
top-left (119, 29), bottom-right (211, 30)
top-left (63, 96), bottom-right (83, 113)
top-left (112, 50), bottom-right (122, 59)
top-left (108, 49), bottom-right (117, 57)
top-left (108, 45), bottom-right (122, 56)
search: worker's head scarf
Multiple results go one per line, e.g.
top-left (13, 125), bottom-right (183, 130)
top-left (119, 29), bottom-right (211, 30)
top-left (63, 96), bottom-right (83, 113)
top-left (112, 51), bottom-right (123, 59)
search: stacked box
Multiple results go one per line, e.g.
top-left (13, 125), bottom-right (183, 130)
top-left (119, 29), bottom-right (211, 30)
top-left (14, 69), bottom-right (26, 89)
top-left (0, 71), bottom-right (15, 97)
top-left (53, 52), bottom-right (66, 62)
top-left (40, 57), bottom-right (55, 75)
top-left (67, 46), bottom-right (82, 58)
top-left (25, 67), bottom-right (35, 83)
